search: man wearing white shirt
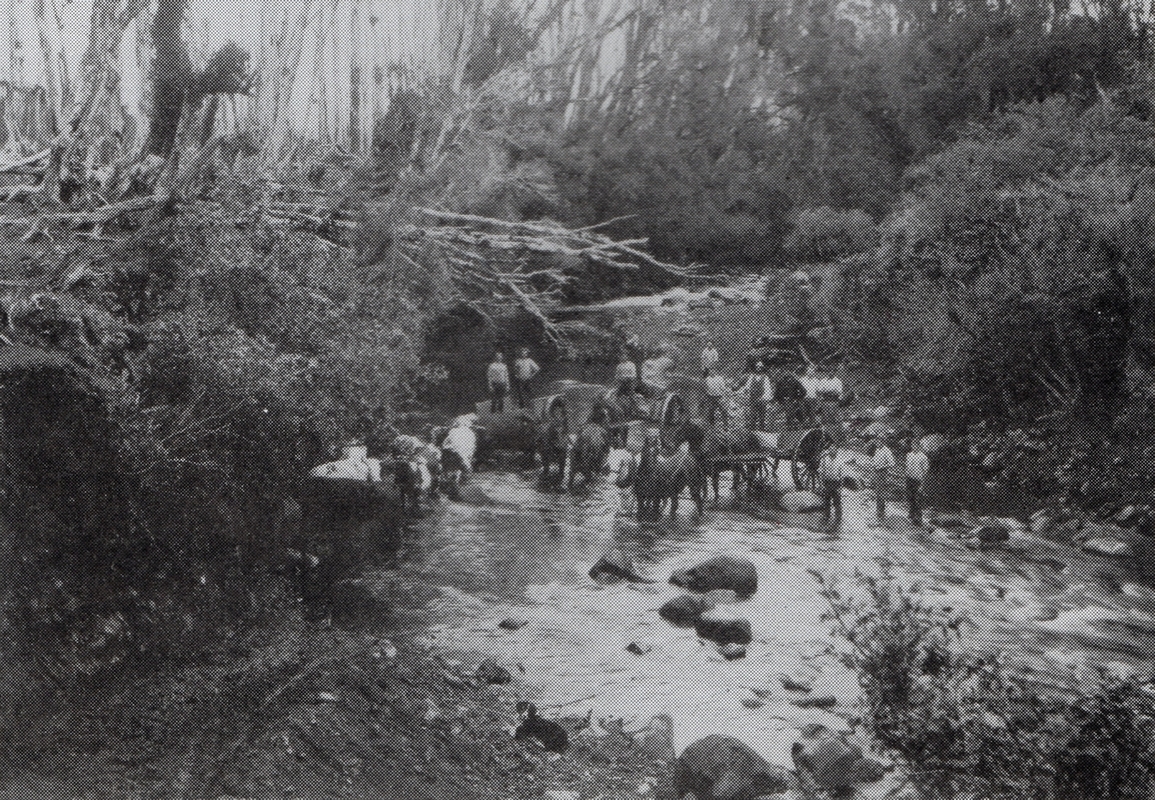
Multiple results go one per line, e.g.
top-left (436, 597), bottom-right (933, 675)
top-left (742, 362), bottom-right (770, 431)
top-left (800, 365), bottom-right (821, 400)
top-left (512, 347), bottom-right (541, 409)
top-left (818, 439), bottom-right (843, 528)
top-left (905, 440), bottom-right (931, 524)
top-left (614, 353), bottom-right (638, 396)
top-left (701, 342), bottom-right (720, 378)
top-left (605, 430), bottom-right (636, 514)
top-left (703, 368), bottom-right (728, 425)
top-left (486, 352), bottom-right (510, 413)
top-left (868, 437), bottom-right (896, 523)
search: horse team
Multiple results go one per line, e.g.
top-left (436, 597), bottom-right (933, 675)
top-left (378, 389), bottom-right (730, 517)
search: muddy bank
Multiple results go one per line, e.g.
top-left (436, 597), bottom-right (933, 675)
top-left (0, 609), bottom-right (674, 800)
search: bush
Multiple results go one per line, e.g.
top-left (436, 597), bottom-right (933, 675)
top-left (785, 207), bottom-right (880, 262)
top-left (816, 562), bottom-right (1155, 800)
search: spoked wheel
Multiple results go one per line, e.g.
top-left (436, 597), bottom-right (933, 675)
top-left (791, 429), bottom-right (823, 491)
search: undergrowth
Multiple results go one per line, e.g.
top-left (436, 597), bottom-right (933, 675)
top-left (815, 561), bottom-right (1155, 800)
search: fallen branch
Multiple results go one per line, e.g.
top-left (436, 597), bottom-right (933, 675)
top-left (0, 149), bottom-right (51, 174)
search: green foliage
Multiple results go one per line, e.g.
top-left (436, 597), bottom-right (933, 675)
top-left (817, 563), bottom-right (1155, 800)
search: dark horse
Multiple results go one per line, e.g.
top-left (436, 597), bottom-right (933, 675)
top-left (536, 414), bottom-right (570, 485)
top-left (569, 419), bottom-right (610, 490)
top-left (633, 426), bottom-right (705, 517)
top-left (392, 457), bottom-right (435, 514)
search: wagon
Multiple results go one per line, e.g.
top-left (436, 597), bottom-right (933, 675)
top-left (753, 427), bottom-right (826, 491)
top-left (701, 425), bottom-right (825, 493)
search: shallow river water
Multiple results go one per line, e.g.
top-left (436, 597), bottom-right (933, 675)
top-left (364, 462), bottom-right (1155, 773)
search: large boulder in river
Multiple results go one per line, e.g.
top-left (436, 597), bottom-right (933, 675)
top-left (965, 523), bottom-right (1011, 547)
top-left (780, 490), bottom-right (823, 513)
top-left (670, 556), bottom-right (758, 599)
top-left (1081, 535), bottom-right (1134, 558)
top-left (676, 735), bottom-right (790, 800)
top-left (695, 610), bottom-right (753, 645)
top-left (589, 549), bottom-right (654, 584)
top-left (659, 594), bottom-right (716, 627)
top-left (792, 726), bottom-right (885, 792)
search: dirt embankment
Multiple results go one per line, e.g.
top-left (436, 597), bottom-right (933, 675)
top-left (0, 612), bottom-right (674, 800)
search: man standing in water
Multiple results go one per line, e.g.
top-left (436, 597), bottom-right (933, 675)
top-left (703, 367), bottom-right (728, 426)
top-left (819, 438), bottom-right (844, 529)
top-left (487, 352), bottom-right (510, 414)
top-left (742, 361), bottom-right (770, 431)
top-left (615, 351), bottom-right (638, 397)
top-left (701, 341), bottom-right (720, 378)
top-left (868, 435), bottom-right (896, 524)
top-left (512, 347), bottom-right (540, 409)
top-left (905, 438), bottom-right (931, 525)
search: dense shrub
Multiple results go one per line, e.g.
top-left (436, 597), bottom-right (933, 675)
top-left (817, 563), bottom-right (1155, 800)
top-left (832, 100), bottom-right (1149, 424)
top-left (785, 207), bottom-right (880, 262)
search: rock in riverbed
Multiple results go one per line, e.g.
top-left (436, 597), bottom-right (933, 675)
top-left (590, 549), bottom-right (655, 584)
top-left (1081, 536), bottom-right (1133, 558)
top-left (474, 659), bottom-right (512, 685)
top-left (718, 643), bottom-right (747, 660)
top-left (780, 490), bottom-right (823, 513)
top-left (695, 610), bottom-right (753, 645)
top-left (659, 594), bottom-right (716, 627)
top-left (966, 523), bottom-right (1011, 547)
top-left (670, 556), bottom-right (758, 599)
top-left (792, 726), bottom-right (886, 791)
top-left (676, 735), bottom-right (790, 800)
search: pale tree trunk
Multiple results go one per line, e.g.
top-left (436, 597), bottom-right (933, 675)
top-left (349, 0), bottom-right (362, 152)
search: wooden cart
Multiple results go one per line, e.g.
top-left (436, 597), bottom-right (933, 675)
top-left (703, 426), bottom-right (824, 492)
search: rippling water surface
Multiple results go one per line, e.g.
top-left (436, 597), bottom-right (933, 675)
top-left (360, 463), bottom-right (1155, 770)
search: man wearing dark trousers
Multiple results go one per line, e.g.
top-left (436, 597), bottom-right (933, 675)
top-left (487, 352), bottom-right (510, 414)
top-left (905, 439), bottom-right (930, 525)
top-left (819, 440), bottom-right (843, 529)
top-left (512, 347), bottom-right (540, 409)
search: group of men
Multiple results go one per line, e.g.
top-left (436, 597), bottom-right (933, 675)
top-left (818, 435), bottom-right (932, 529)
top-left (486, 348), bottom-right (542, 413)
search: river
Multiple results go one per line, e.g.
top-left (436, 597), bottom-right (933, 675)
top-left (349, 460), bottom-right (1155, 774)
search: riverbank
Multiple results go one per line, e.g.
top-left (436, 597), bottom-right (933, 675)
top-left (0, 606), bottom-right (675, 799)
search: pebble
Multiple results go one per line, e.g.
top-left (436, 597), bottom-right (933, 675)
top-left (720, 643), bottom-right (748, 660)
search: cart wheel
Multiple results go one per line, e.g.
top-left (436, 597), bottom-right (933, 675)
top-left (792, 429), bottom-right (822, 491)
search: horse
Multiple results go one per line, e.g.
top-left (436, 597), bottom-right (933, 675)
top-left (699, 425), bottom-right (760, 502)
top-left (536, 415), bottom-right (570, 486)
top-left (568, 421), bottom-right (610, 490)
top-left (633, 428), bottom-right (704, 517)
top-left (392, 456), bottom-right (434, 513)
top-left (437, 423), bottom-right (477, 499)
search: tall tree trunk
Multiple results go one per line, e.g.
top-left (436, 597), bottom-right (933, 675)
top-left (349, 0), bottom-right (362, 152)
